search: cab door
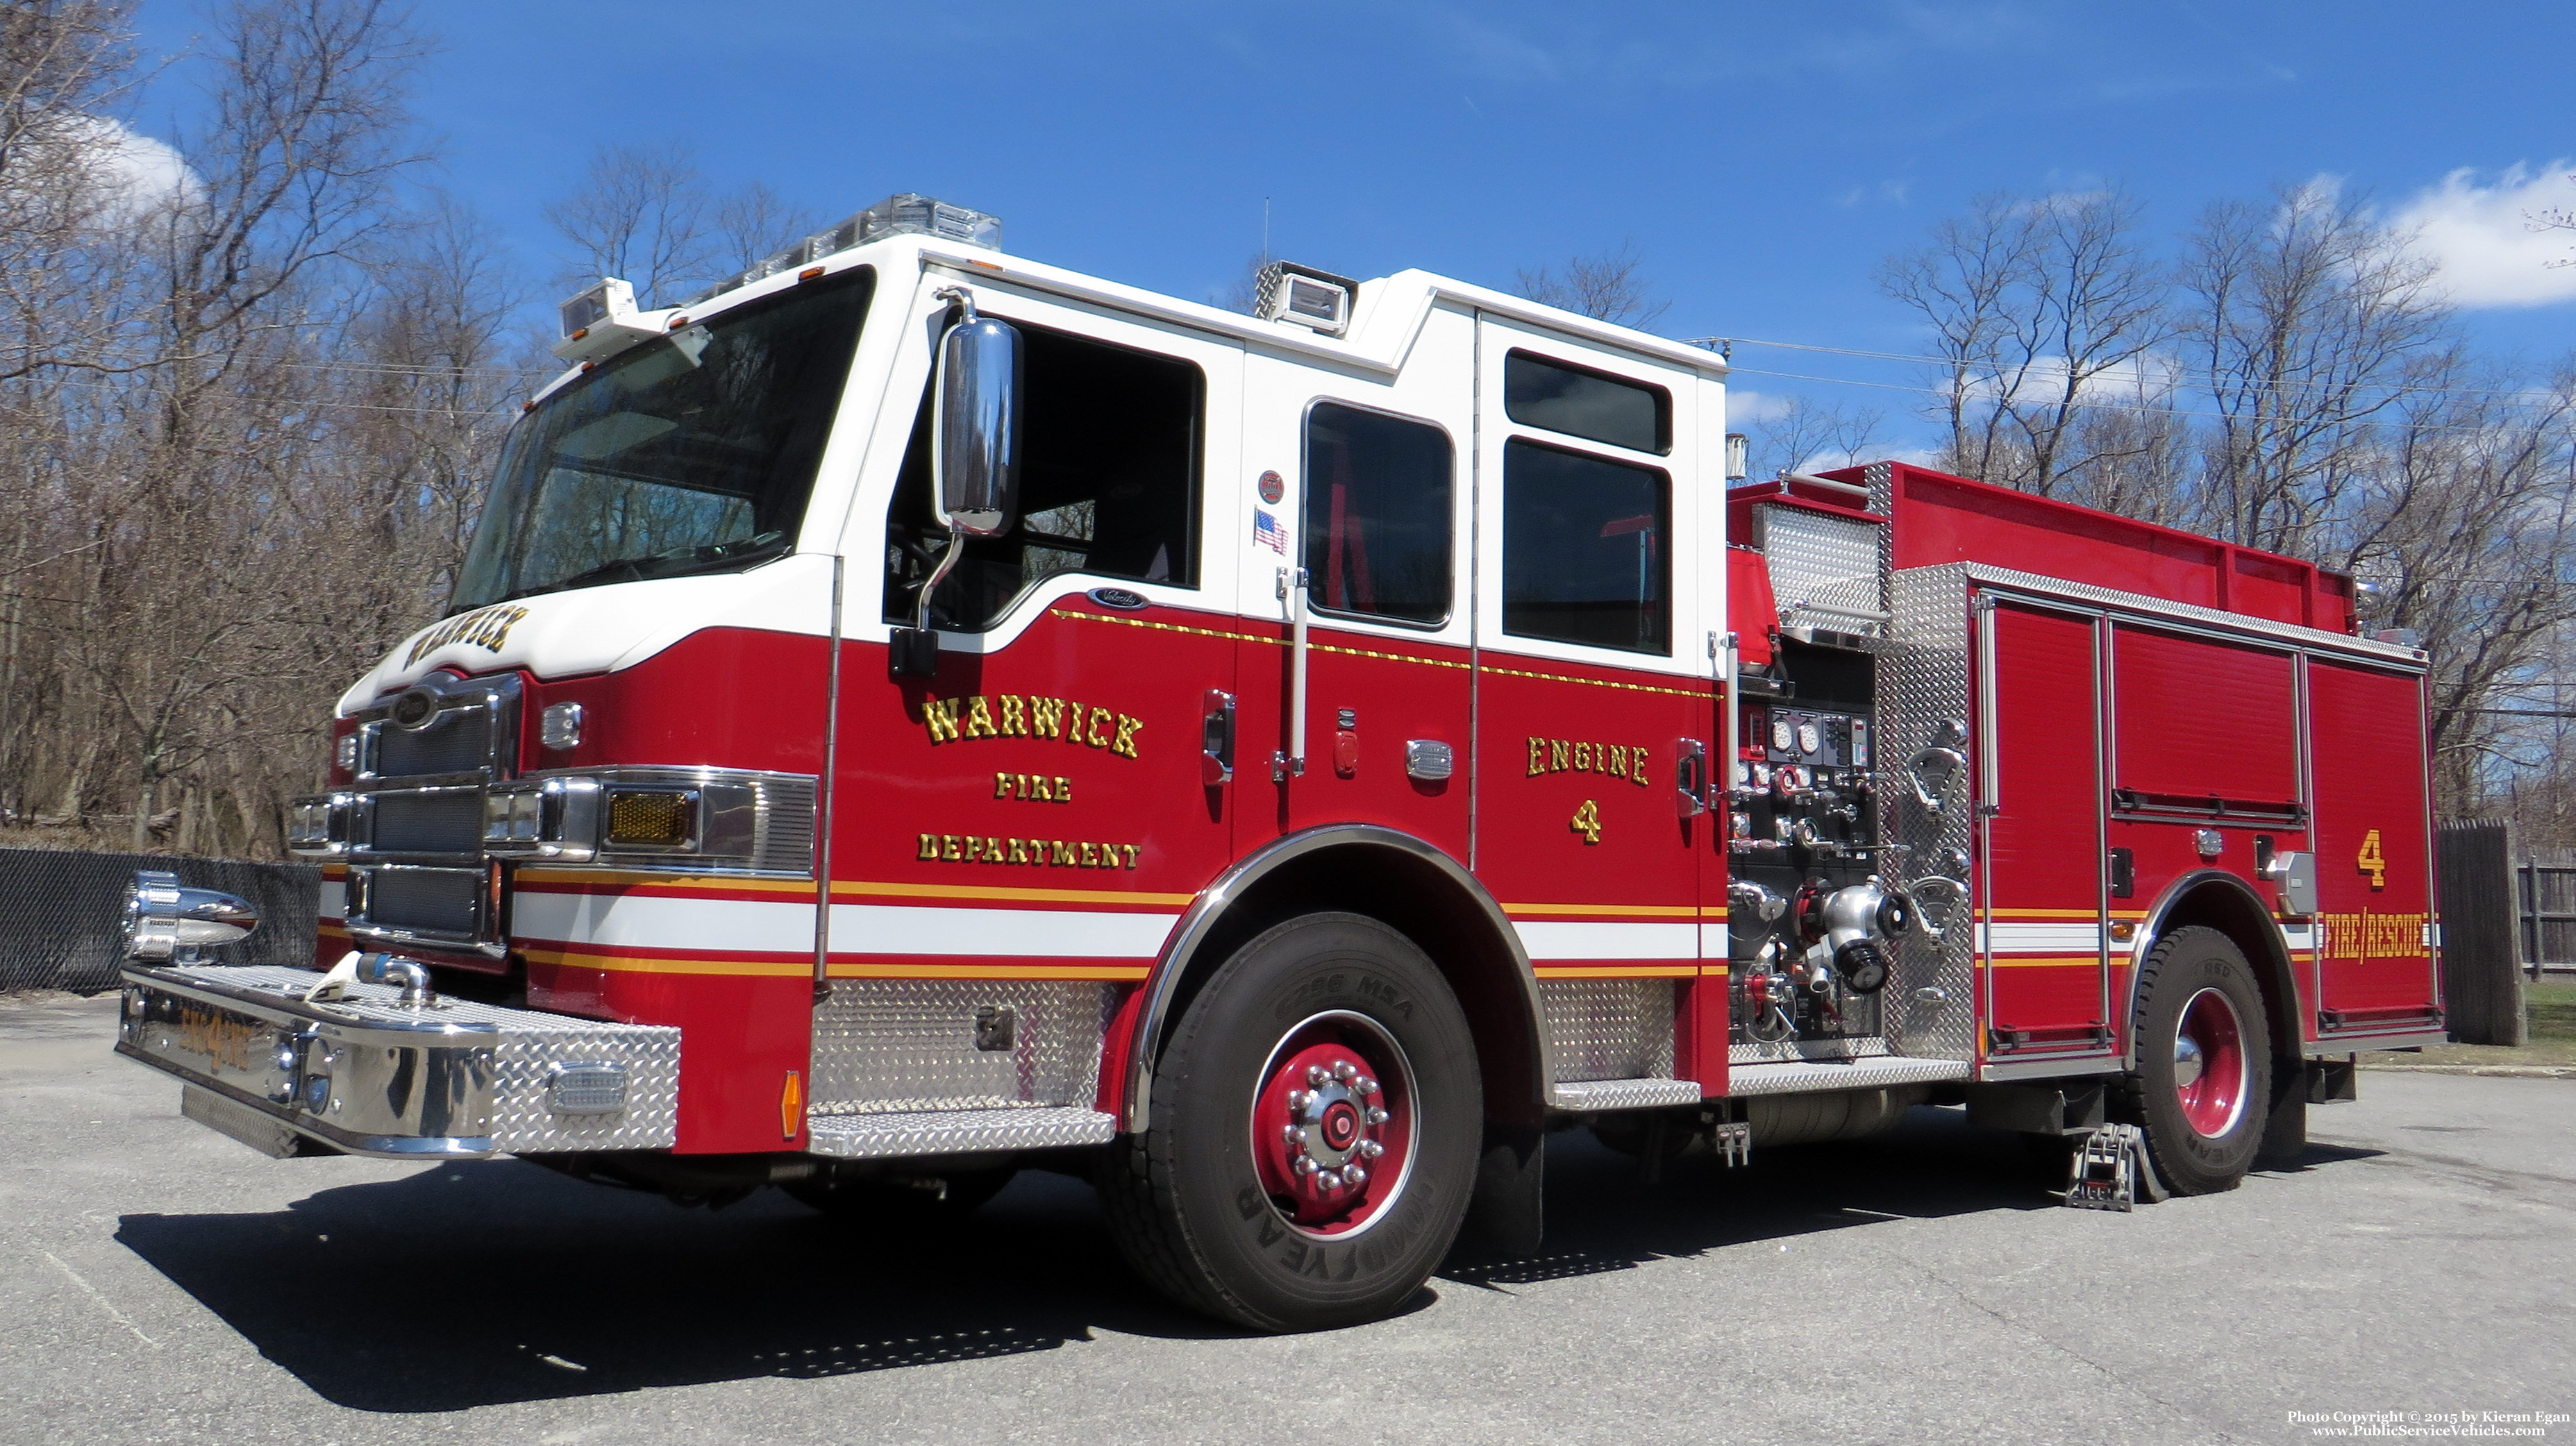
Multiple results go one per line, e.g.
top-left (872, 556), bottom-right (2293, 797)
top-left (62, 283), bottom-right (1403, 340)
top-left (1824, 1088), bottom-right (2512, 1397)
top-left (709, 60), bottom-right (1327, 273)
top-left (1466, 318), bottom-right (1712, 1081)
top-left (1230, 309), bottom-right (1478, 861)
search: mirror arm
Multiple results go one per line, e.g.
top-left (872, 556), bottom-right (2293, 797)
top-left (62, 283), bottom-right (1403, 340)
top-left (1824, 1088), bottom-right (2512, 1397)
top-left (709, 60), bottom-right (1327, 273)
top-left (914, 526), bottom-right (964, 633)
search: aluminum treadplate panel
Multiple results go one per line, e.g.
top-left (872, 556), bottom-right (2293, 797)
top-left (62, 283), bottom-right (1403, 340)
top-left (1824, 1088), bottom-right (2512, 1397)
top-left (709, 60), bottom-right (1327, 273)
top-left (1723, 1056), bottom-right (1971, 1096)
top-left (1548, 1077), bottom-right (1703, 1111)
top-left (805, 1106), bottom-right (1118, 1159)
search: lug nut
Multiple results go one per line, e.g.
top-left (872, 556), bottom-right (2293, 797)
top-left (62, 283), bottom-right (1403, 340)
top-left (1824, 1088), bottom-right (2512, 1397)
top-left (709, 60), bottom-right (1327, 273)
top-left (1358, 1139), bottom-right (1384, 1159)
top-left (1287, 1088), bottom-right (1311, 1112)
top-left (1366, 1107), bottom-right (1389, 1125)
top-left (1342, 1165), bottom-right (1366, 1188)
top-left (1332, 1060), bottom-right (1357, 1082)
top-left (1283, 1124), bottom-right (1305, 1147)
top-left (1307, 1065), bottom-right (1329, 1087)
top-left (1353, 1076), bottom-right (1378, 1097)
top-left (1294, 1156), bottom-right (1318, 1175)
top-left (1316, 1169), bottom-right (1342, 1190)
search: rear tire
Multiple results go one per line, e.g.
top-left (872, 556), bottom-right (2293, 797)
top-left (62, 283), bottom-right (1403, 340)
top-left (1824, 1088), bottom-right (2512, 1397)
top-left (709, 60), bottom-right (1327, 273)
top-left (2117, 925), bottom-right (2272, 1195)
top-left (1100, 911), bottom-right (1481, 1332)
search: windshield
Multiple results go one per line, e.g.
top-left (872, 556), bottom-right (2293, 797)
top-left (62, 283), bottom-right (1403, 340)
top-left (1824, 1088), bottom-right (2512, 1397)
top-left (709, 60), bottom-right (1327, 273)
top-left (451, 267), bottom-right (873, 612)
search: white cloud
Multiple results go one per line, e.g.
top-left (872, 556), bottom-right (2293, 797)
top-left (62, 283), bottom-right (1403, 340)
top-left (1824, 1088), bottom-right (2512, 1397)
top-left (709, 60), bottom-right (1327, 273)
top-left (2392, 161), bottom-right (2576, 309)
top-left (1725, 388), bottom-right (1793, 426)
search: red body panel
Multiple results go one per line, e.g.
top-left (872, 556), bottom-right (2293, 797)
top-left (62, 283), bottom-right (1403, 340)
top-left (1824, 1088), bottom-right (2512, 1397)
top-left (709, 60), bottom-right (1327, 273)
top-left (2109, 627), bottom-right (2300, 808)
top-left (1980, 603), bottom-right (2111, 1055)
top-left (2305, 659), bottom-right (2440, 1028)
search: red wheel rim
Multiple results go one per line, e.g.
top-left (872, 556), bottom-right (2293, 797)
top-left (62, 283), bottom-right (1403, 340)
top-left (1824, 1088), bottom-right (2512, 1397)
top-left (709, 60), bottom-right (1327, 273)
top-left (2172, 986), bottom-right (2248, 1137)
top-left (1248, 1010), bottom-right (1417, 1239)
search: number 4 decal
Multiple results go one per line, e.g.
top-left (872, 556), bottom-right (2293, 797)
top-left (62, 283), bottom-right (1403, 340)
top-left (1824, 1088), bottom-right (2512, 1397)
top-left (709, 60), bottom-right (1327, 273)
top-left (2356, 829), bottom-right (2387, 890)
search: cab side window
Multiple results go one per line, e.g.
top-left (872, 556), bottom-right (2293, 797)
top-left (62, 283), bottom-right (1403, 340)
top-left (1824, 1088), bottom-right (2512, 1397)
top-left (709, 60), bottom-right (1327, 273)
top-left (885, 321), bottom-right (1203, 629)
top-left (1301, 402), bottom-right (1454, 626)
top-left (1501, 439), bottom-right (1670, 655)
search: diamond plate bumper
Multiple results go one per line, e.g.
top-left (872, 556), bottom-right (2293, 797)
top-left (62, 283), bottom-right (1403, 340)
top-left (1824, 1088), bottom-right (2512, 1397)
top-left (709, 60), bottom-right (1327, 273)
top-left (1547, 1077), bottom-right (1703, 1111)
top-left (115, 963), bottom-right (680, 1158)
top-left (1723, 1055), bottom-right (1971, 1096)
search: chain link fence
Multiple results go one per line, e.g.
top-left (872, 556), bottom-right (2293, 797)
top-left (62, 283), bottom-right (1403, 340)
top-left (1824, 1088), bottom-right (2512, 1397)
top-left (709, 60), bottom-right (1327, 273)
top-left (1, 847), bottom-right (319, 993)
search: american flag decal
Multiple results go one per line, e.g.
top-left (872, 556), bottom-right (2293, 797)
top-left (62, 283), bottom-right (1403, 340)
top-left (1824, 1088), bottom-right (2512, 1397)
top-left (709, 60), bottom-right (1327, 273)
top-left (1253, 509), bottom-right (1287, 554)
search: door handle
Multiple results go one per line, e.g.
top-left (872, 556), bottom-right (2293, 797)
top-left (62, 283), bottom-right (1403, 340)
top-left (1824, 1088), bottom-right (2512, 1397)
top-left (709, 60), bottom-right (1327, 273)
top-left (1201, 689), bottom-right (1236, 785)
top-left (1273, 566), bottom-right (1310, 782)
top-left (1674, 737), bottom-right (1709, 818)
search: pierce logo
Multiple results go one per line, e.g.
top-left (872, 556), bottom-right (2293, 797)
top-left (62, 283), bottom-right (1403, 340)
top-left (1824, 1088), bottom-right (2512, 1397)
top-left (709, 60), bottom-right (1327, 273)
top-left (404, 605), bottom-right (531, 666)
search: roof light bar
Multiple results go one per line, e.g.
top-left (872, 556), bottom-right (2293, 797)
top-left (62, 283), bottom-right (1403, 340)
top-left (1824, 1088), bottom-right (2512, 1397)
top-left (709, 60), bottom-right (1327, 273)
top-left (680, 193), bottom-right (1003, 308)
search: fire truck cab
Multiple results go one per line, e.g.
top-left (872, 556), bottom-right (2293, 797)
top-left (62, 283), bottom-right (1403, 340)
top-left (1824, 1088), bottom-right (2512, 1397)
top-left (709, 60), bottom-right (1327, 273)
top-left (112, 194), bottom-right (2442, 1333)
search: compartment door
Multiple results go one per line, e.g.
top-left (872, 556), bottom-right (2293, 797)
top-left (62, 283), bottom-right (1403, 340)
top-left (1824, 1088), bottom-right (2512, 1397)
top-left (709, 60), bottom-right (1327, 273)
top-left (2306, 659), bottom-right (2440, 1035)
top-left (1977, 598), bottom-right (2112, 1061)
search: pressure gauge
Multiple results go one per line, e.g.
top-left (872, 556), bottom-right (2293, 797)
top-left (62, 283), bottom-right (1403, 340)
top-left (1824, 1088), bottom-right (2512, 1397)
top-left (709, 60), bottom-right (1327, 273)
top-left (1771, 716), bottom-right (1796, 753)
top-left (1751, 762), bottom-right (1773, 789)
top-left (1797, 721), bottom-right (1823, 755)
top-left (1732, 759), bottom-right (1750, 787)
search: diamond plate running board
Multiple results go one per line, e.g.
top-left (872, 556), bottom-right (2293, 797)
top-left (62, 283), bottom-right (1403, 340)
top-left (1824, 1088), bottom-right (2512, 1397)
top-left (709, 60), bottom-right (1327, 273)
top-left (804, 1106), bottom-right (1119, 1159)
top-left (1548, 1077), bottom-right (1703, 1111)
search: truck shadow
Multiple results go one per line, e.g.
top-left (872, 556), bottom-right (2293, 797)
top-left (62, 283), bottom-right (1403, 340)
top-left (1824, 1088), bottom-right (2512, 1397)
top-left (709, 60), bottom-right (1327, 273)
top-left (114, 1104), bottom-right (2382, 1413)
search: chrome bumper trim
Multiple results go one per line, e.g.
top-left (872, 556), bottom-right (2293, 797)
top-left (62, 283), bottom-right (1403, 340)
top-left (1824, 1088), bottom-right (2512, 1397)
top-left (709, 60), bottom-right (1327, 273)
top-left (116, 963), bottom-right (679, 1159)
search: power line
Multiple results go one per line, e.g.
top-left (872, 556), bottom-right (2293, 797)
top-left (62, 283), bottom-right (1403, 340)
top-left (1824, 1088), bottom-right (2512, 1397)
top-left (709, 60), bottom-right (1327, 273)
top-left (1699, 335), bottom-right (2573, 407)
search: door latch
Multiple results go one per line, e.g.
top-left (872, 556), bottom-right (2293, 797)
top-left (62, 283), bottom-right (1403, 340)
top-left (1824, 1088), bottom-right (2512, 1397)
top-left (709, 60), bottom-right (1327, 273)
top-left (1201, 689), bottom-right (1235, 785)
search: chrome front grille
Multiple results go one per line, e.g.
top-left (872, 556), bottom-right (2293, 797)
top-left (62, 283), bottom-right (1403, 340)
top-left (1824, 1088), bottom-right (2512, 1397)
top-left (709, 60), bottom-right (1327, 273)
top-left (373, 708), bottom-right (497, 777)
top-left (367, 789), bottom-right (485, 854)
top-left (342, 671), bottom-right (522, 957)
top-left (359, 866), bottom-right (487, 937)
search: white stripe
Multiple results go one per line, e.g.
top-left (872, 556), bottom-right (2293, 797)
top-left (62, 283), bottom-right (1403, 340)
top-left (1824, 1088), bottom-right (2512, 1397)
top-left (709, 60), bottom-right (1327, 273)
top-left (1976, 923), bottom-right (2103, 953)
top-left (317, 880), bottom-right (345, 922)
top-left (512, 890), bottom-right (1174, 959)
top-left (1514, 920), bottom-right (1698, 961)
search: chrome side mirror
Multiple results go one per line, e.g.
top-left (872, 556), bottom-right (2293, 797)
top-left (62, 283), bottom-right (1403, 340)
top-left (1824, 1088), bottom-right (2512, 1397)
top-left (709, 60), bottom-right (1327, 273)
top-left (124, 870), bottom-right (260, 963)
top-left (931, 289), bottom-right (1022, 539)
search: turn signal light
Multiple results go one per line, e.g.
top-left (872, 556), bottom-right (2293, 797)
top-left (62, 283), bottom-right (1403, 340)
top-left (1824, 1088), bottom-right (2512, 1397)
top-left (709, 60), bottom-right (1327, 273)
top-left (605, 789), bottom-right (695, 848)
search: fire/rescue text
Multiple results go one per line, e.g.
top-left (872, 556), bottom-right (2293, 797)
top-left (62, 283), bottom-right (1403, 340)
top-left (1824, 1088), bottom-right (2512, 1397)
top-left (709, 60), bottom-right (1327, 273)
top-left (919, 833), bottom-right (1142, 868)
top-left (1526, 735), bottom-right (1652, 787)
top-left (2315, 909), bottom-right (2430, 961)
top-left (923, 694), bottom-right (1143, 758)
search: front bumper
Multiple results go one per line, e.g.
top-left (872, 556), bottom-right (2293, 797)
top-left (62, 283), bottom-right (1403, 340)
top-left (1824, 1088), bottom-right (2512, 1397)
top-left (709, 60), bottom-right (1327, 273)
top-left (117, 963), bottom-right (680, 1159)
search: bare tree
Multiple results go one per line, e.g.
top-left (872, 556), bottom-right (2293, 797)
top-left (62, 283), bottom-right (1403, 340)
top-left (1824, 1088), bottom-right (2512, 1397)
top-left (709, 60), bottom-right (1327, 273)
top-left (1878, 187), bottom-right (2172, 497)
top-left (710, 178), bottom-right (820, 276)
top-left (2176, 181), bottom-right (2450, 555)
top-left (543, 140), bottom-right (714, 304)
top-left (1743, 395), bottom-right (1886, 483)
top-left (1517, 240), bottom-right (1670, 328)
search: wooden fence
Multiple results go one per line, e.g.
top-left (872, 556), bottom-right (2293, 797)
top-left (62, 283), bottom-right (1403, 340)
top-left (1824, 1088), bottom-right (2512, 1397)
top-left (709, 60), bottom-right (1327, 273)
top-left (2437, 822), bottom-right (2526, 1046)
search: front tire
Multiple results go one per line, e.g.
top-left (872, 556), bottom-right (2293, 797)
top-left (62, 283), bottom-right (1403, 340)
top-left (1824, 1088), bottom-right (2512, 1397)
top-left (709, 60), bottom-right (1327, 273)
top-left (2118, 925), bottom-right (2272, 1194)
top-left (1100, 912), bottom-right (1481, 1332)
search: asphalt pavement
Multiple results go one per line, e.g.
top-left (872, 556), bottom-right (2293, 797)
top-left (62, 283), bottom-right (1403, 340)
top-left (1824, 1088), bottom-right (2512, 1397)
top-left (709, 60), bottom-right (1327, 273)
top-left (5, 989), bottom-right (2571, 1446)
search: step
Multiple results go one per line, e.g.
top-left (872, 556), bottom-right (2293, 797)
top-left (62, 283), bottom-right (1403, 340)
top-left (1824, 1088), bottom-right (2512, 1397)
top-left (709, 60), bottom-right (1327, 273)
top-left (803, 1105), bottom-right (1119, 1160)
top-left (1548, 1077), bottom-right (1703, 1111)
top-left (1723, 1056), bottom-right (1971, 1096)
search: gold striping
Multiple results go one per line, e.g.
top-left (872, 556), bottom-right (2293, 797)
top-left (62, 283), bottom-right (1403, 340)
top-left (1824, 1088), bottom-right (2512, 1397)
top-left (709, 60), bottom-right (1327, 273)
top-left (1984, 956), bottom-right (2105, 968)
top-left (513, 868), bottom-right (1191, 908)
top-left (1532, 964), bottom-right (1698, 978)
top-left (1051, 608), bottom-right (1709, 698)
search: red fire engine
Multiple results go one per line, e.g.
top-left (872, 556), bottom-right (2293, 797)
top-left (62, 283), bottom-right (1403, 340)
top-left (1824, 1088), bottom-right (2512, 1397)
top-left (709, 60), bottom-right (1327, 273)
top-left (112, 194), bottom-right (2441, 1332)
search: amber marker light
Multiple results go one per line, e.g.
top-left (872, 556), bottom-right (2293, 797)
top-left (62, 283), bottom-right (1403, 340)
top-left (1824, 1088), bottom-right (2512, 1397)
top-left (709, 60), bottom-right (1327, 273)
top-left (797, 266), bottom-right (825, 281)
top-left (603, 789), bottom-right (694, 848)
top-left (780, 1070), bottom-right (803, 1139)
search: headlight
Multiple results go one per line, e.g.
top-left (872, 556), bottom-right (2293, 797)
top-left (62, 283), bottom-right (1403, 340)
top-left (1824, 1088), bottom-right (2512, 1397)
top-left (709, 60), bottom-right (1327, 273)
top-left (481, 777), bottom-right (602, 861)
top-left (285, 793), bottom-right (351, 857)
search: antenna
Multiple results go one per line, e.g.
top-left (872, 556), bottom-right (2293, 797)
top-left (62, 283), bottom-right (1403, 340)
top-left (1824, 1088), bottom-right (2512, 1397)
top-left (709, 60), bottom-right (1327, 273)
top-left (1262, 198), bottom-right (1272, 262)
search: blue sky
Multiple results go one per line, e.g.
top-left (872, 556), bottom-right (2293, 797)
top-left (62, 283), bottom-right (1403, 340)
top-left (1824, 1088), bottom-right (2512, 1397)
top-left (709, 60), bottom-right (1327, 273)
top-left (128, 1), bottom-right (2576, 451)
